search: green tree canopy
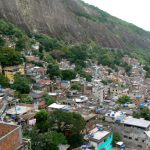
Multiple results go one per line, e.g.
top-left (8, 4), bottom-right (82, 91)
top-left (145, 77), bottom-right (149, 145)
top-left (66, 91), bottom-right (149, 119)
top-left (0, 73), bottom-right (9, 88)
top-left (16, 38), bottom-right (27, 51)
top-left (35, 34), bottom-right (61, 51)
top-left (51, 49), bottom-right (65, 61)
top-left (35, 110), bottom-right (49, 133)
top-left (47, 63), bottom-right (62, 79)
top-left (43, 93), bottom-right (55, 106)
top-left (0, 48), bottom-right (23, 67)
top-left (117, 95), bottom-right (132, 104)
top-left (30, 129), bottom-right (67, 150)
top-left (133, 108), bottom-right (150, 121)
top-left (19, 94), bottom-right (33, 104)
top-left (113, 132), bottom-right (122, 146)
top-left (12, 75), bottom-right (31, 94)
top-left (66, 44), bottom-right (88, 67)
top-left (49, 111), bottom-right (86, 148)
top-left (71, 83), bottom-right (81, 91)
top-left (75, 67), bottom-right (92, 82)
top-left (61, 69), bottom-right (76, 80)
top-left (0, 37), bottom-right (5, 48)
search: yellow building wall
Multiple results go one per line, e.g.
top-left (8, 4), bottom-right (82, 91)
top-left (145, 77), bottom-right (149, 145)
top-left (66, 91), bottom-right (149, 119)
top-left (5, 71), bottom-right (15, 82)
top-left (19, 64), bottom-right (25, 75)
top-left (3, 64), bottom-right (25, 83)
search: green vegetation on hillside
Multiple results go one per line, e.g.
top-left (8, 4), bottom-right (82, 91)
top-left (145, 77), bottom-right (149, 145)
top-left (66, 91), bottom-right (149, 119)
top-left (144, 65), bottom-right (150, 78)
top-left (0, 74), bottom-right (9, 88)
top-left (0, 36), bottom-right (5, 47)
top-left (42, 93), bottom-right (55, 106)
top-left (12, 75), bottom-right (31, 94)
top-left (26, 110), bottom-right (86, 149)
top-left (0, 48), bottom-right (23, 68)
top-left (0, 19), bottom-right (31, 51)
top-left (0, 19), bottom-right (149, 80)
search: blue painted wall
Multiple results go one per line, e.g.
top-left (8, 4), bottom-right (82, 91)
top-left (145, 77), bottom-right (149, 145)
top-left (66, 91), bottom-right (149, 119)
top-left (98, 134), bottom-right (113, 150)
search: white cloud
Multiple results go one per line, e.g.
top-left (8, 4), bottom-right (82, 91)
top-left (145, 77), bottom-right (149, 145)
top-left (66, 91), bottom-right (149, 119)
top-left (83, 0), bottom-right (150, 31)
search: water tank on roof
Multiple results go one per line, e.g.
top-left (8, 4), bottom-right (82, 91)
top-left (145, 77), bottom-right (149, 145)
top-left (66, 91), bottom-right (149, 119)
top-left (98, 127), bottom-right (104, 131)
top-left (115, 119), bottom-right (121, 123)
top-left (89, 133), bottom-right (94, 138)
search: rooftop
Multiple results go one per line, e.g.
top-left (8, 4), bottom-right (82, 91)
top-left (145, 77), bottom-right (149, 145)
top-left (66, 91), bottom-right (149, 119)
top-left (48, 92), bottom-right (57, 96)
top-left (89, 127), bottom-right (110, 142)
top-left (48, 103), bottom-right (66, 109)
top-left (6, 106), bottom-right (32, 115)
top-left (124, 116), bottom-right (150, 128)
top-left (82, 114), bottom-right (97, 121)
top-left (38, 79), bottom-right (52, 85)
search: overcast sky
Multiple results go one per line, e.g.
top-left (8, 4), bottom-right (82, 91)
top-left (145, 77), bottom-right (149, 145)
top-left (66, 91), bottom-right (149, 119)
top-left (83, 0), bottom-right (150, 31)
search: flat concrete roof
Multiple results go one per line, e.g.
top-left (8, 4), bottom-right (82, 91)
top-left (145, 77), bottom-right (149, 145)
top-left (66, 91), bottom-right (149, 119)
top-left (48, 103), bottom-right (66, 109)
top-left (82, 114), bottom-right (97, 121)
top-left (124, 116), bottom-right (150, 128)
top-left (89, 127), bottom-right (110, 141)
top-left (6, 106), bottom-right (32, 115)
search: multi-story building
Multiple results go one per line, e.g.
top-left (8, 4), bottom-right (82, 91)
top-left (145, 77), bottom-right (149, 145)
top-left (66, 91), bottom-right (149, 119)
top-left (0, 122), bottom-right (29, 150)
top-left (85, 125), bottom-right (113, 150)
top-left (113, 116), bottom-right (150, 150)
top-left (0, 65), bottom-right (25, 83)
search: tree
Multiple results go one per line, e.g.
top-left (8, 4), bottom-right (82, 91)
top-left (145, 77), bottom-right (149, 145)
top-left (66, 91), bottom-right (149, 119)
top-left (44, 54), bottom-right (55, 64)
top-left (30, 129), bottom-right (67, 150)
top-left (0, 48), bottom-right (23, 73)
top-left (35, 34), bottom-right (61, 51)
top-left (49, 111), bottom-right (86, 148)
top-left (133, 108), bottom-right (150, 121)
top-left (144, 65), bottom-right (150, 78)
top-left (43, 93), bottom-right (55, 105)
top-left (51, 49), bottom-right (65, 61)
top-left (67, 133), bottom-right (83, 148)
top-left (0, 73), bottom-right (9, 88)
top-left (35, 110), bottom-right (49, 133)
top-left (47, 63), bottom-right (62, 79)
top-left (113, 132), bottom-right (121, 146)
top-left (61, 69), bottom-right (76, 80)
top-left (0, 19), bottom-right (25, 37)
top-left (117, 95), bottom-right (132, 104)
top-left (71, 83), bottom-right (81, 91)
top-left (12, 75), bottom-right (31, 94)
top-left (140, 108), bottom-right (150, 120)
top-left (78, 70), bottom-right (92, 82)
top-left (16, 38), bottom-right (26, 51)
top-left (121, 62), bottom-right (132, 75)
top-left (0, 37), bottom-right (5, 48)
top-left (66, 44), bottom-right (88, 67)
top-left (19, 94), bottom-right (33, 104)
top-left (49, 131), bottom-right (67, 146)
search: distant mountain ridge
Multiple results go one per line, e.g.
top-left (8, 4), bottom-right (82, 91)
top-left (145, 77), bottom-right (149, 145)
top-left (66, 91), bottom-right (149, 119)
top-left (0, 0), bottom-right (150, 50)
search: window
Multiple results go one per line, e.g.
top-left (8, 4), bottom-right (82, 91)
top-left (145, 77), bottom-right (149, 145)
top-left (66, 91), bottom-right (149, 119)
top-left (129, 137), bottom-right (132, 139)
top-left (124, 135), bottom-right (128, 138)
top-left (137, 145), bottom-right (142, 148)
top-left (135, 138), bottom-right (138, 141)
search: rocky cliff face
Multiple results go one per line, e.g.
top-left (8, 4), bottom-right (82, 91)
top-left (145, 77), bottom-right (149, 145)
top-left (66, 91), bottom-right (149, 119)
top-left (0, 0), bottom-right (150, 50)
